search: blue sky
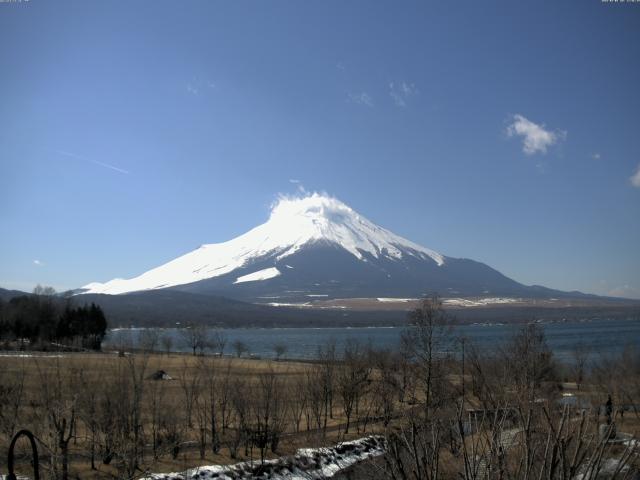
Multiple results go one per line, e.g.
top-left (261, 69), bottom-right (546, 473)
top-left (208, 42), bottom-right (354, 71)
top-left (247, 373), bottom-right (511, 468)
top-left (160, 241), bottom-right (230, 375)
top-left (1, 1), bottom-right (639, 298)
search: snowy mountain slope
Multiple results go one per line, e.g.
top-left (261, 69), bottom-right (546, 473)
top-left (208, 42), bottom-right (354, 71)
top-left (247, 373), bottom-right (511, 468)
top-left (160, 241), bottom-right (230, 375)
top-left (79, 193), bottom-right (590, 302)
top-left (80, 194), bottom-right (446, 296)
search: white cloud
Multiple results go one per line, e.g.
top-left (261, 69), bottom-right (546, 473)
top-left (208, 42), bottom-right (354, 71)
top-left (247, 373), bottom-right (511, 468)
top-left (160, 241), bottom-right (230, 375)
top-left (631, 164), bottom-right (640, 188)
top-left (592, 152), bottom-right (601, 160)
top-left (33, 260), bottom-right (44, 267)
top-left (506, 114), bottom-right (565, 155)
top-left (348, 92), bottom-right (373, 107)
top-left (389, 82), bottom-right (417, 107)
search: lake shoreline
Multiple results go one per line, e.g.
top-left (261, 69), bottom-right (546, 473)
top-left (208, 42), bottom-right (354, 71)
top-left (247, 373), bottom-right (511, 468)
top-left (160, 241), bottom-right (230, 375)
top-left (104, 317), bottom-right (640, 363)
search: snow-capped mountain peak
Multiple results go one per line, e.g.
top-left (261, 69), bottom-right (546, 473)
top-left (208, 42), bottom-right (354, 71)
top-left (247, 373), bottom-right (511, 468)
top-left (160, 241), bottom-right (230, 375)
top-left (264, 194), bottom-right (443, 263)
top-left (80, 193), bottom-right (444, 295)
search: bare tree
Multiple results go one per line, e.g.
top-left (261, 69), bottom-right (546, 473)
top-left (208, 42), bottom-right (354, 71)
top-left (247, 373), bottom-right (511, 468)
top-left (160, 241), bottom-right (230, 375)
top-left (503, 322), bottom-right (558, 405)
top-left (218, 359), bottom-right (234, 433)
top-left (273, 343), bottom-right (288, 361)
top-left (370, 348), bottom-right (398, 427)
top-left (317, 340), bottom-right (337, 432)
top-left (77, 368), bottom-right (101, 470)
top-left (247, 368), bottom-right (287, 463)
top-left (305, 366), bottom-right (325, 431)
top-left (180, 324), bottom-right (209, 356)
top-left (232, 340), bottom-right (249, 358)
top-left (572, 341), bottom-right (591, 391)
top-left (382, 295), bottom-right (455, 480)
top-left (36, 359), bottom-right (77, 480)
top-left (403, 294), bottom-right (453, 419)
top-left (178, 359), bottom-right (201, 428)
top-left (159, 405), bottom-right (184, 460)
top-left (193, 359), bottom-right (208, 459)
top-left (448, 403), bottom-right (639, 480)
top-left (228, 377), bottom-right (249, 459)
top-left (211, 329), bottom-right (227, 356)
top-left (289, 373), bottom-right (308, 433)
top-left (139, 328), bottom-right (160, 353)
top-left (337, 339), bottom-right (371, 434)
top-left (148, 372), bottom-right (167, 461)
top-left (105, 352), bottom-right (150, 477)
top-left (0, 360), bottom-right (25, 441)
top-left (161, 332), bottom-right (173, 356)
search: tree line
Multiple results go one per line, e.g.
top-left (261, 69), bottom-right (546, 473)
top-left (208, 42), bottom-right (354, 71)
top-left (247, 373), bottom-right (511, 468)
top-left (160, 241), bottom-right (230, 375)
top-left (0, 285), bottom-right (108, 350)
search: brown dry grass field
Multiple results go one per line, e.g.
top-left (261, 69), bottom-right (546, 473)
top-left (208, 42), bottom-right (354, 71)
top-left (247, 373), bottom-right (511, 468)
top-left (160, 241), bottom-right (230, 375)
top-left (0, 351), bottom-right (397, 479)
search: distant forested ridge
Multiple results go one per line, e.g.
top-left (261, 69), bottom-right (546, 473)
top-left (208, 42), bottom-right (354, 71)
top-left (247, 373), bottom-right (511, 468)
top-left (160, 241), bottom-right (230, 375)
top-left (0, 285), bottom-right (107, 350)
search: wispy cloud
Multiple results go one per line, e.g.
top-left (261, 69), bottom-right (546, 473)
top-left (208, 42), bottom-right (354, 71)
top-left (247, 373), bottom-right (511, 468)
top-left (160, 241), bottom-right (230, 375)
top-left (57, 150), bottom-right (83, 160)
top-left (591, 152), bottom-right (601, 160)
top-left (506, 114), bottom-right (566, 155)
top-left (90, 159), bottom-right (130, 175)
top-left (289, 179), bottom-right (306, 194)
top-left (348, 92), bottom-right (374, 107)
top-left (33, 259), bottom-right (44, 267)
top-left (57, 150), bottom-right (129, 175)
top-left (187, 82), bottom-right (200, 95)
top-left (631, 164), bottom-right (640, 188)
top-left (186, 77), bottom-right (216, 96)
top-left (389, 81), bottom-right (417, 107)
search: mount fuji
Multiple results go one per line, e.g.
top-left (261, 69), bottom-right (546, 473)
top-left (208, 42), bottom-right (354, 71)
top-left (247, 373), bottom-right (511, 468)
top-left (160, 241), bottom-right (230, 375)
top-left (79, 193), bottom-right (588, 304)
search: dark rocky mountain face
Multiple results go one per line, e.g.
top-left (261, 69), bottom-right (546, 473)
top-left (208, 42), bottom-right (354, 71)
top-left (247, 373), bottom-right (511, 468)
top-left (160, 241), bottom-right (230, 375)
top-left (169, 241), bottom-right (586, 303)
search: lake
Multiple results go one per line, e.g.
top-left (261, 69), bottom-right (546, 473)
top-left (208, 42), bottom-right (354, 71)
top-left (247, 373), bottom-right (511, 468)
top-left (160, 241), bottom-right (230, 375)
top-left (104, 317), bottom-right (640, 363)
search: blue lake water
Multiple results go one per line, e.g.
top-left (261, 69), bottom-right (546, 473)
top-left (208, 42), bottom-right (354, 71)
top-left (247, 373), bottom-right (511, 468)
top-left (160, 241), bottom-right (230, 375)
top-left (104, 318), bottom-right (640, 363)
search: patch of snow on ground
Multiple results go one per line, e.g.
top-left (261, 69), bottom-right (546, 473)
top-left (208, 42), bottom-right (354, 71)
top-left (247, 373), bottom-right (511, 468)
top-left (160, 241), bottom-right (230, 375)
top-left (0, 353), bottom-right (63, 358)
top-left (574, 457), bottom-right (632, 479)
top-left (143, 436), bottom-right (385, 480)
top-left (376, 298), bottom-right (418, 303)
top-left (267, 302), bottom-right (313, 308)
top-left (234, 267), bottom-right (281, 284)
top-left (265, 302), bottom-right (347, 310)
top-left (443, 297), bottom-right (521, 307)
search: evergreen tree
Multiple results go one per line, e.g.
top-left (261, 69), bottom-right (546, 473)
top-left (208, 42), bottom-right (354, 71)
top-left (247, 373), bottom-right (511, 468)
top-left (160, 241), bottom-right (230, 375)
top-left (1, 290), bottom-right (108, 351)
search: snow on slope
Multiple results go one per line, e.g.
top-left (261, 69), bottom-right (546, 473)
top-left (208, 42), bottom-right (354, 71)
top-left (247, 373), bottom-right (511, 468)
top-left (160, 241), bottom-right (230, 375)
top-left (142, 436), bottom-right (385, 480)
top-left (80, 193), bottom-right (445, 295)
top-left (443, 297), bottom-right (520, 307)
top-left (234, 267), bottom-right (281, 284)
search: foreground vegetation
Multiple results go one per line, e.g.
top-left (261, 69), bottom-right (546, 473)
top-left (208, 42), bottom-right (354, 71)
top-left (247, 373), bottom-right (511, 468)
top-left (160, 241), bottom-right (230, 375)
top-left (0, 296), bottom-right (639, 479)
